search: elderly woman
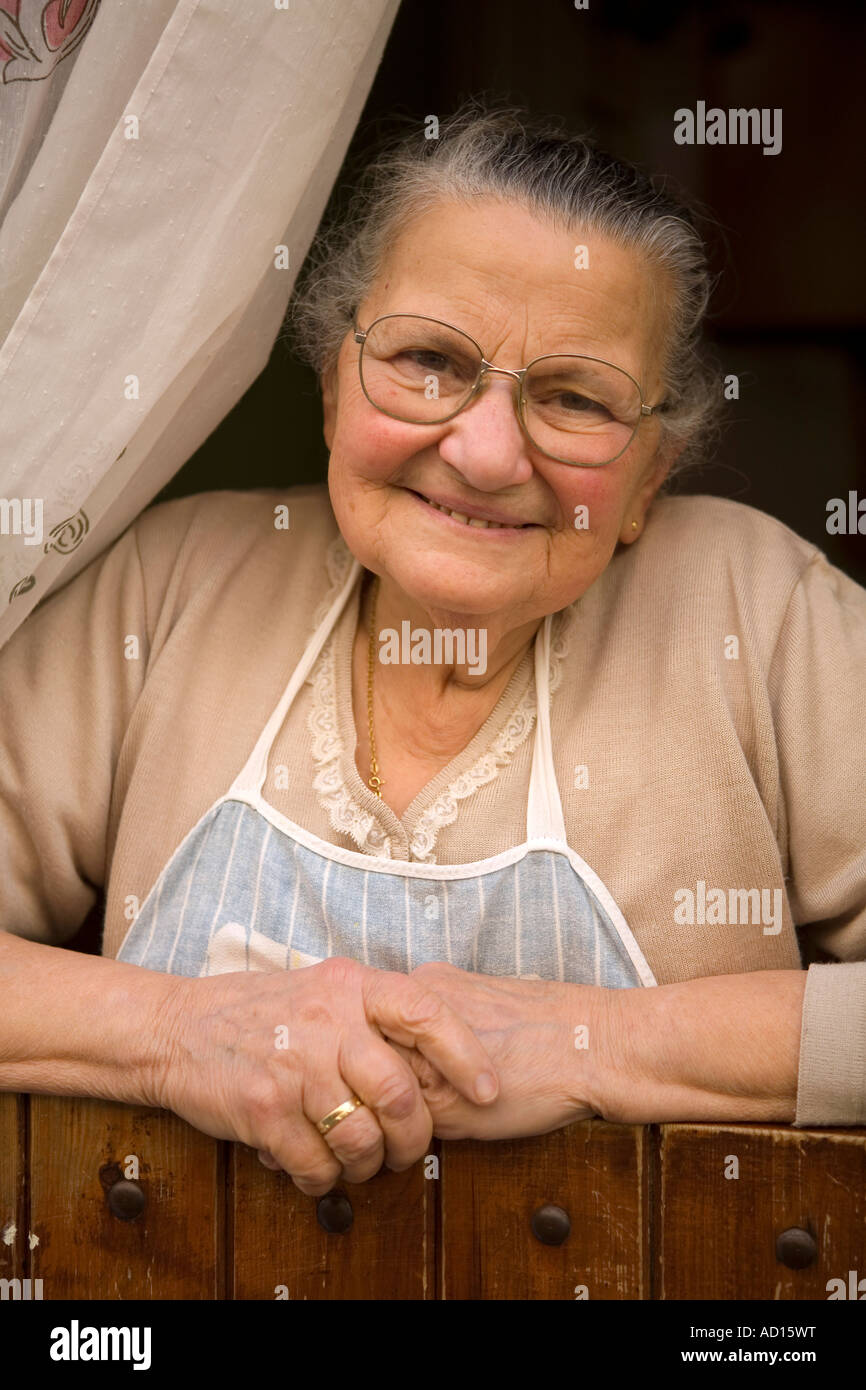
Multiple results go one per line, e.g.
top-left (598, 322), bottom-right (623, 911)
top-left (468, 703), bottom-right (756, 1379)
top-left (1, 105), bottom-right (865, 1197)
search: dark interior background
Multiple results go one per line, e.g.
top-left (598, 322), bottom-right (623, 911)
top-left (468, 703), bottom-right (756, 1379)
top-left (153, 0), bottom-right (866, 583)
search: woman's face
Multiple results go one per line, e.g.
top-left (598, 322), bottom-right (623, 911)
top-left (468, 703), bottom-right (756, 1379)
top-left (322, 196), bottom-right (679, 626)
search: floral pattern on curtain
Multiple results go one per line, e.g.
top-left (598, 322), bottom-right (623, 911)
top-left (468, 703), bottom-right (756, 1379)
top-left (0, 0), bottom-right (400, 649)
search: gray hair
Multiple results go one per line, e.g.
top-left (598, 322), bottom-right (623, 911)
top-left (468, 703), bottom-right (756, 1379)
top-left (286, 100), bottom-right (724, 478)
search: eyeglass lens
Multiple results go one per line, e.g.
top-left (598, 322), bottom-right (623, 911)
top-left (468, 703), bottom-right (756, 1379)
top-left (359, 316), bottom-right (643, 465)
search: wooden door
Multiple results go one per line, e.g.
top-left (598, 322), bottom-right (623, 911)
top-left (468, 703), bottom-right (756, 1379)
top-left (5, 1096), bottom-right (866, 1300)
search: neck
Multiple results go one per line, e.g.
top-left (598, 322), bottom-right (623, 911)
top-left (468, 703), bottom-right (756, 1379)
top-left (364, 571), bottom-right (543, 695)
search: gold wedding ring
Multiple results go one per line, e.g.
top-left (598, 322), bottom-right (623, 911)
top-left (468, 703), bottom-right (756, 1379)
top-left (316, 1095), bottom-right (365, 1136)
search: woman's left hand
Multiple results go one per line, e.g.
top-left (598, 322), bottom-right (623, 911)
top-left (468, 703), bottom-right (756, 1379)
top-left (386, 961), bottom-right (610, 1142)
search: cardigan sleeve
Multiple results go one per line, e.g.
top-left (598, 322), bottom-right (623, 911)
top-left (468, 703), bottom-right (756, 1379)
top-left (0, 497), bottom-right (200, 947)
top-left (795, 962), bottom-right (866, 1125)
top-left (766, 550), bottom-right (866, 1125)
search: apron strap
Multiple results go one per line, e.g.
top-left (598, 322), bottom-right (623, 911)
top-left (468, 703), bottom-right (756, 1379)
top-left (229, 553), bottom-right (363, 798)
top-left (525, 612), bottom-right (569, 842)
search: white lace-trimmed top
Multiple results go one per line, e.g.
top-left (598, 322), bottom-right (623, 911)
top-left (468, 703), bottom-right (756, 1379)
top-left (304, 534), bottom-right (576, 863)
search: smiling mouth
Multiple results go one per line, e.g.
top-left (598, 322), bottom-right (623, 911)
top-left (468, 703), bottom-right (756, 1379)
top-left (407, 489), bottom-right (537, 529)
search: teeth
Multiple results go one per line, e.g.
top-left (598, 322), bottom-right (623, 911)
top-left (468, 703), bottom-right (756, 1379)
top-left (421, 495), bottom-right (515, 528)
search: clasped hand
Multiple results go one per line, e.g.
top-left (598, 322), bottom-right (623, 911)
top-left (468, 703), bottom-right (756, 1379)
top-left (151, 956), bottom-right (607, 1197)
top-left (388, 960), bottom-right (603, 1142)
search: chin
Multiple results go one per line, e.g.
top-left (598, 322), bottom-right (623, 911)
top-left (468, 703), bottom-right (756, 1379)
top-left (383, 554), bottom-right (519, 619)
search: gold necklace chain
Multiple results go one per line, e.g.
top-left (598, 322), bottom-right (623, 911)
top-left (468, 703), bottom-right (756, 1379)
top-left (366, 574), bottom-right (383, 796)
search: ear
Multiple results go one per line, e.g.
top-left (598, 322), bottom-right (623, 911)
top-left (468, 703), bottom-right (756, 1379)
top-left (321, 364), bottom-right (338, 450)
top-left (619, 442), bottom-right (684, 544)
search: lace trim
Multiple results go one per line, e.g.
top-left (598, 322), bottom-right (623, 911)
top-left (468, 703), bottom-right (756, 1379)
top-left (307, 631), bottom-right (394, 857)
top-left (305, 533), bottom-right (578, 861)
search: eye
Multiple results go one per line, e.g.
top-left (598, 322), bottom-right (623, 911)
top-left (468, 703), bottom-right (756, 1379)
top-left (400, 349), bottom-right (454, 373)
top-left (400, 347), bottom-right (478, 382)
top-left (555, 390), bottom-right (596, 413)
top-left (539, 388), bottom-right (615, 421)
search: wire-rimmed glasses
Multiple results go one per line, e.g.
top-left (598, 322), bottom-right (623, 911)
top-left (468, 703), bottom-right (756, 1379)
top-left (353, 313), bottom-right (666, 467)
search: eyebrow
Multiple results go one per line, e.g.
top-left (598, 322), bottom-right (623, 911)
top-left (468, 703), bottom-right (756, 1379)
top-left (366, 307), bottom-right (637, 363)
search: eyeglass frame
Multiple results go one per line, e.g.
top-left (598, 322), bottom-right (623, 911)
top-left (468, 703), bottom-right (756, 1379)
top-left (352, 312), bottom-right (667, 467)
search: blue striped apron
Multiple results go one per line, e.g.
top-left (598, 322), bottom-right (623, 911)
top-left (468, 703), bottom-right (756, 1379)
top-left (116, 556), bottom-right (656, 992)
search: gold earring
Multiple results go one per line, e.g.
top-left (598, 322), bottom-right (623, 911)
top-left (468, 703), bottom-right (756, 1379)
top-left (631, 520), bottom-right (638, 530)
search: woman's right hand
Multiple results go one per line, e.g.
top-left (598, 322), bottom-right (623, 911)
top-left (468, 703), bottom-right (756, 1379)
top-left (147, 955), bottom-right (499, 1195)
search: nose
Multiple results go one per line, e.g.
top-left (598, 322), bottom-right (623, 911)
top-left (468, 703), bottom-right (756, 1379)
top-left (435, 370), bottom-right (535, 489)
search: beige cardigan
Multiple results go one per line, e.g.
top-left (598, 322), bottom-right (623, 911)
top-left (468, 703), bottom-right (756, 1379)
top-left (1, 484), bottom-right (864, 1126)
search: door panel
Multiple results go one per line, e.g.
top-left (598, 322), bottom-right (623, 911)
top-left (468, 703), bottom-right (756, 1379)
top-left (28, 1097), bottom-right (222, 1299)
top-left (657, 1123), bottom-right (866, 1300)
top-left (440, 1121), bottom-right (649, 1299)
top-left (230, 1140), bottom-right (437, 1299)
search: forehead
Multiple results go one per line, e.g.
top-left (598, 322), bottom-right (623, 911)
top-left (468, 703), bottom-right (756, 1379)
top-left (361, 196), bottom-right (668, 374)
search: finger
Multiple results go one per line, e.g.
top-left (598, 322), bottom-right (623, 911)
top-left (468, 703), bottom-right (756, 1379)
top-left (254, 1106), bottom-right (343, 1198)
top-left (387, 1039), bottom-right (450, 1092)
top-left (303, 1072), bottom-right (386, 1187)
top-left (363, 971), bottom-right (499, 1104)
top-left (257, 1149), bottom-right (281, 1170)
top-left (336, 1028), bottom-right (433, 1174)
top-left (386, 1039), bottom-right (459, 1125)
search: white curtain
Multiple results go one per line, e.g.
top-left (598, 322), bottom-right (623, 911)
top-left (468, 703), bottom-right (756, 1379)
top-left (0, 0), bottom-right (400, 649)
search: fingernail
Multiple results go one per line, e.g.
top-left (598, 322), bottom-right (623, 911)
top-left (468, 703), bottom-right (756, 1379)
top-left (475, 1072), bottom-right (498, 1102)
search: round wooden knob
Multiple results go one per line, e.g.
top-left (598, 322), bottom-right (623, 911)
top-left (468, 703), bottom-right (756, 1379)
top-left (106, 1179), bottom-right (146, 1222)
top-left (531, 1203), bottom-right (571, 1246)
top-left (316, 1191), bottom-right (354, 1234)
top-left (775, 1227), bottom-right (817, 1269)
